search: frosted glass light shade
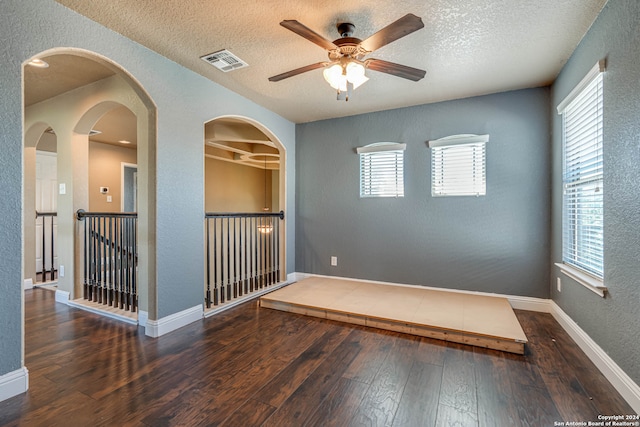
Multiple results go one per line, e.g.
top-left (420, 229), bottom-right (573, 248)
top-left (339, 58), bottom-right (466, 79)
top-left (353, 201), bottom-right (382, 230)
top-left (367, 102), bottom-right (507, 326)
top-left (323, 61), bottom-right (368, 91)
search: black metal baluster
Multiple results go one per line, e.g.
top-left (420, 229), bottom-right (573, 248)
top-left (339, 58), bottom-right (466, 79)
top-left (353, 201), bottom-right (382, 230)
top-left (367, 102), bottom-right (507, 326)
top-left (132, 216), bottom-right (137, 312)
top-left (260, 216), bottom-right (265, 289)
top-left (116, 217), bottom-right (122, 309)
top-left (39, 215), bottom-right (45, 281)
top-left (276, 216), bottom-right (281, 283)
top-left (89, 216), bottom-right (95, 301)
top-left (124, 220), bottom-right (131, 311)
top-left (108, 216), bottom-right (113, 306)
top-left (117, 217), bottom-right (122, 309)
top-left (226, 217), bottom-right (231, 302)
top-left (238, 217), bottom-right (243, 297)
top-left (103, 216), bottom-right (108, 305)
top-left (269, 217), bottom-right (274, 286)
top-left (213, 217), bottom-right (219, 305)
top-left (205, 218), bottom-right (211, 308)
top-left (250, 216), bottom-right (255, 292)
top-left (233, 217), bottom-right (237, 299)
top-left (264, 217), bottom-right (269, 288)
top-left (97, 216), bottom-right (103, 303)
top-left (82, 215), bottom-right (87, 298)
top-left (244, 217), bottom-right (249, 294)
top-left (221, 218), bottom-right (226, 304)
top-left (49, 215), bottom-right (55, 281)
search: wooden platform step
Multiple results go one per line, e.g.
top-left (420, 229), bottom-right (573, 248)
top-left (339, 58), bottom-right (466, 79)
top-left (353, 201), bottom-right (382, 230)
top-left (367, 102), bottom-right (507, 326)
top-left (260, 277), bottom-right (528, 354)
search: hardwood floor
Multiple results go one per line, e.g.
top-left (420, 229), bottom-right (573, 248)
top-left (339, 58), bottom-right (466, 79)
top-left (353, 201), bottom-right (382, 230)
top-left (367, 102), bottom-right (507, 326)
top-left (0, 288), bottom-right (635, 426)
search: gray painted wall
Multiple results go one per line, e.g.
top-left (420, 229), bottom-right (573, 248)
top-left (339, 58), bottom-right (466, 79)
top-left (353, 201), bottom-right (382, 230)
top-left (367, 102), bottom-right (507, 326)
top-left (0, 0), bottom-right (295, 379)
top-left (0, 3), bottom-right (25, 376)
top-left (296, 88), bottom-right (551, 298)
top-left (550, 0), bottom-right (640, 385)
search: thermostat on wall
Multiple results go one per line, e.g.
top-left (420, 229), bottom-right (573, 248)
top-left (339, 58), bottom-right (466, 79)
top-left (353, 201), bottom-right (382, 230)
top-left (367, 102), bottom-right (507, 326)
top-left (100, 187), bottom-right (109, 194)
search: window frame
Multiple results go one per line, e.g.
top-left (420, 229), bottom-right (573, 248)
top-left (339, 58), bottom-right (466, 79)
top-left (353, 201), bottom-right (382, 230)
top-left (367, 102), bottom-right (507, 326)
top-left (556, 60), bottom-right (606, 295)
top-left (357, 142), bottom-right (406, 198)
top-left (428, 134), bottom-right (488, 197)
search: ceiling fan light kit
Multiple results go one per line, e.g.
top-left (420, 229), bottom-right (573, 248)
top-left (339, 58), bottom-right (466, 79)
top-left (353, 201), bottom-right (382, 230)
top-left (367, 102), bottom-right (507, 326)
top-left (322, 60), bottom-right (369, 100)
top-left (269, 13), bottom-right (426, 101)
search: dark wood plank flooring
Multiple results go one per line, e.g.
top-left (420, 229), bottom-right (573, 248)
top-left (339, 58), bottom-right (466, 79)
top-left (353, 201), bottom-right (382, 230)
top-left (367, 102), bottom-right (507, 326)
top-left (0, 288), bottom-right (635, 426)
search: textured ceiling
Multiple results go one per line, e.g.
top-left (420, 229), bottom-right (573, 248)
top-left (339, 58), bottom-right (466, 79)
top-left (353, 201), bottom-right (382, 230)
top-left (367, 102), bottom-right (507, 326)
top-left (53, 0), bottom-right (607, 123)
top-left (24, 54), bottom-right (115, 107)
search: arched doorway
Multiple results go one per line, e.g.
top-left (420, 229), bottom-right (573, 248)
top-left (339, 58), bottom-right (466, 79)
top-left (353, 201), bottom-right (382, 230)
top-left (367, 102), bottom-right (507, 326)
top-left (23, 121), bottom-right (58, 288)
top-left (23, 49), bottom-right (157, 320)
top-left (203, 116), bottom-right (287, 311)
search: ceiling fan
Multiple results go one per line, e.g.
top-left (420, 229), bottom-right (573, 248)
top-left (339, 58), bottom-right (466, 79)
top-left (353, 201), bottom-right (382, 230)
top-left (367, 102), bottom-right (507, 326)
top-left (268, 13), bottom-right (426, 100)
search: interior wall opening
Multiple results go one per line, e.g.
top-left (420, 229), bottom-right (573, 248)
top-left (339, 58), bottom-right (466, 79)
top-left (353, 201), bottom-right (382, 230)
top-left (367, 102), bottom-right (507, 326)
top-left (203, 116), bottom-right (287, 310)
top-left (23, 48), bottom-right (157, 322)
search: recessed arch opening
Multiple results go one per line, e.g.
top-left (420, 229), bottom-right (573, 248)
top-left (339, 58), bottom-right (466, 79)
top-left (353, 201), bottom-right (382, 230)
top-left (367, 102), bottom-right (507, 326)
top-left (203, 115), bottom-right (287, 309)
top-left (23, 47), bottom-right (157, 319)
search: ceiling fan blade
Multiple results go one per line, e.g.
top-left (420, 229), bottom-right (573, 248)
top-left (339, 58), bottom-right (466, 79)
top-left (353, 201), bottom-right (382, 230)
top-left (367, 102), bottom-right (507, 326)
top-left (280, 20), bottom-right (338, 51)
top-left (269, 62), bottom-right (328, 82)
top-left (360, 14), bottom-right (424, 52)
top-left (365, 59), bottom-right (426, 82)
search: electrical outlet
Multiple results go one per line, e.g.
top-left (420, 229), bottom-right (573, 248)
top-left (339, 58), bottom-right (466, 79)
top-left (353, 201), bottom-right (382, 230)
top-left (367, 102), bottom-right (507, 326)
top-left (331, 256), bottom-right (338, 266)
top-left (557, 277), bottom-right (561, 292)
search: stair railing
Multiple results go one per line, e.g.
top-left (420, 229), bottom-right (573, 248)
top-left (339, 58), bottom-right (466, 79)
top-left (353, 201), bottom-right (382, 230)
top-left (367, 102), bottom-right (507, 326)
top-left (205, 211), bottom-right (284, 308)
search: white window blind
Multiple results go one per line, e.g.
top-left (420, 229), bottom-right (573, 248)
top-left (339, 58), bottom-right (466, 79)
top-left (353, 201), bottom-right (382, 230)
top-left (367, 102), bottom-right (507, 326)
top-left (558, 61), bottom-right (604, 279)
top-left (357, 142), bottom-right (405, 198)
top-left (428, 134), bottom-right (488, 197)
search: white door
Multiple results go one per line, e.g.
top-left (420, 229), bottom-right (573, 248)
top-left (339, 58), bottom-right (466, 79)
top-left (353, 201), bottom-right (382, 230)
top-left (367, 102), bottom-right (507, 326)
top-left (35, 151), bottom-right (58, 276)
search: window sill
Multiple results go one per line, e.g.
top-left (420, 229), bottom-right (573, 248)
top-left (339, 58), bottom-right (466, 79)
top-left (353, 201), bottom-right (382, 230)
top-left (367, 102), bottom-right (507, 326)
top-left (555, 263), bottom-right (607, 298)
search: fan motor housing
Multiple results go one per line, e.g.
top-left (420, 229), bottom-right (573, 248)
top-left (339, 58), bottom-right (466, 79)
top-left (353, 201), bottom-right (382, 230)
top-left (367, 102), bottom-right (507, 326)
top-left (329, 37), bottom-right (366, 60)
top-left (337, 22), bottom-right (356, 37)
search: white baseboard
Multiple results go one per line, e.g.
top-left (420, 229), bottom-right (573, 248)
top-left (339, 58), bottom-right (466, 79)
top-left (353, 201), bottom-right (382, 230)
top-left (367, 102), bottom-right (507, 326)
top-left (138, 310), bottom-right (149, 328)
top-left (66, 300), bottom-right (138, 325)
top-left (0, 367), bottom-right (29, 402)
top-left (287, 272), bottom-right (305, 283)
top-left (23, 279), bottom-right (34, 290)
top-left (145, 304), bottom-right (203, 338)
top-left (296, 272), bottom-right (640, 412)
top-left (549, 301), bottom-right (640, 414)
top-left (507, 294), bottom-right (551, 313)
top-left (55, 289), bottom-right (70, 303)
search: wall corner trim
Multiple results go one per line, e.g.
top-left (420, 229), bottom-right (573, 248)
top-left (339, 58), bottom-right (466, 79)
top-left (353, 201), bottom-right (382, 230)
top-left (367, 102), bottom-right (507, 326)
top-left (138, 310), bottom-right (149, 328)
top-left (54, 290), bottom-right (70, 303)
top-left (549, 301), bottom-right (640, 414)
top-left (0, 367), bottom-right (29, 403)
top-left (289, 272), bottom-right (310, 283)
top-left (145, 305), bottom-right (203, 338)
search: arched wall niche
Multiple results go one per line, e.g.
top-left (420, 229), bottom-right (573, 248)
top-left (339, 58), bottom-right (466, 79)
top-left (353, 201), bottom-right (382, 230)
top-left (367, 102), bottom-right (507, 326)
top-left (204, 114), bottom-right (288, 281)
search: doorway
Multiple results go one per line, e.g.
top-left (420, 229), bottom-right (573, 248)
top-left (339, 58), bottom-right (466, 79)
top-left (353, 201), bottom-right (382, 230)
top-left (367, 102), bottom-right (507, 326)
top-left (35, 150), bottom-right (58, 285)
top-left (122, 163), bottom-right (138, 212)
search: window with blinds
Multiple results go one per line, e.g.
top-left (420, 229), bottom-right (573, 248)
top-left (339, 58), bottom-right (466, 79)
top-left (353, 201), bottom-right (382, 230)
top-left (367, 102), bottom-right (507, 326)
top-left (428, 134), bottom-right (488, 197)
top-left (357, 142), bottom-right (406, 198)
top-left (558, 61), bottom-right (605, 279)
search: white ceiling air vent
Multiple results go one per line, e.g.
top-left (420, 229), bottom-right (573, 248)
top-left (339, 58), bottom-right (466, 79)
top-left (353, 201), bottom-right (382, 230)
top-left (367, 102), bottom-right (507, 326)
top-left (200, 49), bottom-right (248, 72)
